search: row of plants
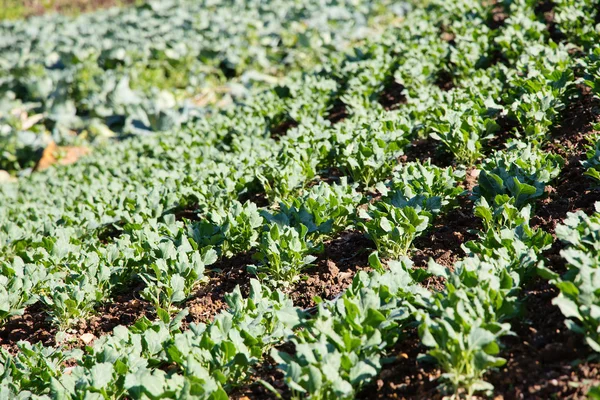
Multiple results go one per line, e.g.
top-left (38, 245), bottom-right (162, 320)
top-left (0, 0), bottom-right (403, 173)
top-left (0, 0), bottom-right (508, 333)
top-left (3, 0), bottom-right (600, 397)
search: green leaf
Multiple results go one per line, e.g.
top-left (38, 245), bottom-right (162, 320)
top-left (89, 362), bottom-right (114, 389)
top-left (552, 297), bottom-right (582, 320)
top-left (368, 251), bottom-right (385, 273)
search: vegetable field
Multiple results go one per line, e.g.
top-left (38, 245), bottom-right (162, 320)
top-left (1, 0), bottom-right (600, 398)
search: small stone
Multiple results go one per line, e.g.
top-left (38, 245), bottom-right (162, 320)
top-left (326, 260), bottom-right (339, 278)
top-left (80, 333), bottom-right (96, 345)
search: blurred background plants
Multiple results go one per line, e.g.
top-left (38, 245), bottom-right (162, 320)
top-left (0, 0), bottom-right (144, 20)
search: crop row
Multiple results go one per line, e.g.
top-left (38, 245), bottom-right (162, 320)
top-left (0, 0), bottom-right (561, 333)
top-left (0, 0), bottom-right (403, 173)
top-left (2, 0), bottom-right (600, 398)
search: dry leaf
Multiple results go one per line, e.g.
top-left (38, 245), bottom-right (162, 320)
top-left (0, 170), bottom-right (16, 183)
top-left (80, 333), bottom-right (96, 345)
top-left (35, 141), bottom-right (91, 171)
top-left (21, 113), bottom-right (44, 130)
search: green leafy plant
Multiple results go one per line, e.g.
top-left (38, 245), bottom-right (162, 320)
top-left (539, 205), bottom-right (600, 352)
top-left (474, 141), bottom-right (563, 207)
top-left (430, 99), bottom-right (499, 165)
top-left (139, 245), bottom-right (217, 313)
top-left (420, 256), bottom-right (515, 397)
top-left (263, 178), bottom-right (363, 241)
top-left (0, 341), bottom-right (81, 396)
top-left (378, 160), bottom-right (463, 214)
top-left (273, 257), bottom-right (429, 399)
top-left (189, 201), bottom-right (264, 258)
top-left (333, 121), bottom-right (410, 187)
top-left (0, 257), bottom-right (46, 324)
top-left (554, 204), bottom-right (600, 256)
top-left (42, 269), bottom-right (110, 331)
top-left (359, 202), bottom-right (430, 258)
top-left (249, 223), bottom-right (322, 285)
top-left (540, 249), bottom-right (600, 352)
top-left (582, 134), bottom-right (600, 184)
top-left (505, 66), bottom-right (574, 139)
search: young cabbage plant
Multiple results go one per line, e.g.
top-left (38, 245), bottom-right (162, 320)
top-left (474, 140), bottom-right (563, 208)
top-left (273, 258), bottom-right (429, 399)
top-left (262, 178), bottom-right (363, 242)
top-left (430, 100), bottom-right (499, 165)
top-left (140, 246), bottom-right (217, 313)
top-left (380, 160), bottom-right (463, 215)
top-left (249, 223), bottom-right (322, 286)
top-left (359, 202), bottom-right (430, 259)
top-left (540, 249), bottom-right (600, 353)
top-left (42, 263), bottom-right (111, 331)
top-left (188, 201), bottom-right (264, 258)
top-left (420, 257), bottom-right (516, 397)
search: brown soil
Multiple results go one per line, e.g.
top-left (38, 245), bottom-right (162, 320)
top-left (412, 169), bottom-right (481, 268)
top-left (78, 282), bottom-right (153, 334)
top-left (97, 222), bottom-right (124, 243)
top-left (238, 187), bottom-right (270, 208)
top-left (315, 166), bottom-right (345, 186)
top-left (412, 195), bottom-right (480, 291)
top-left (535, 0), bottom-right (565, 44)
top-left (186, 252), bottom-right (255, 324)
top-left (229, 352), bottom-right (290, 400)
top-left (486, 276), bottom-right (600, 399)
top-left (290, 231), bottom-right (373, 310)
top-left (485, 115), bottom-right (518, 153)
top-left (0, 303), bottom-right (54, 353)
top-left (171, 202), bottom-right (202, 222)
top-left (488, 4), bottom-right (509, 30)
top-left (379, 80), bottom-right (407, 111)
top-left (401, 138), bottom-right (453, 168)
top-left (327, 99), bottom-right (349, 124)
top-left (356, 330), bottom-right (442, 400)
top-left (270, 118), bottom-right (298, 140)
top-left (532, 86), bottom-right (600, 233)
top-left (435, 69), bottom-right (455, 92)
top-left (532, 160), bottom-right (600, 234)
